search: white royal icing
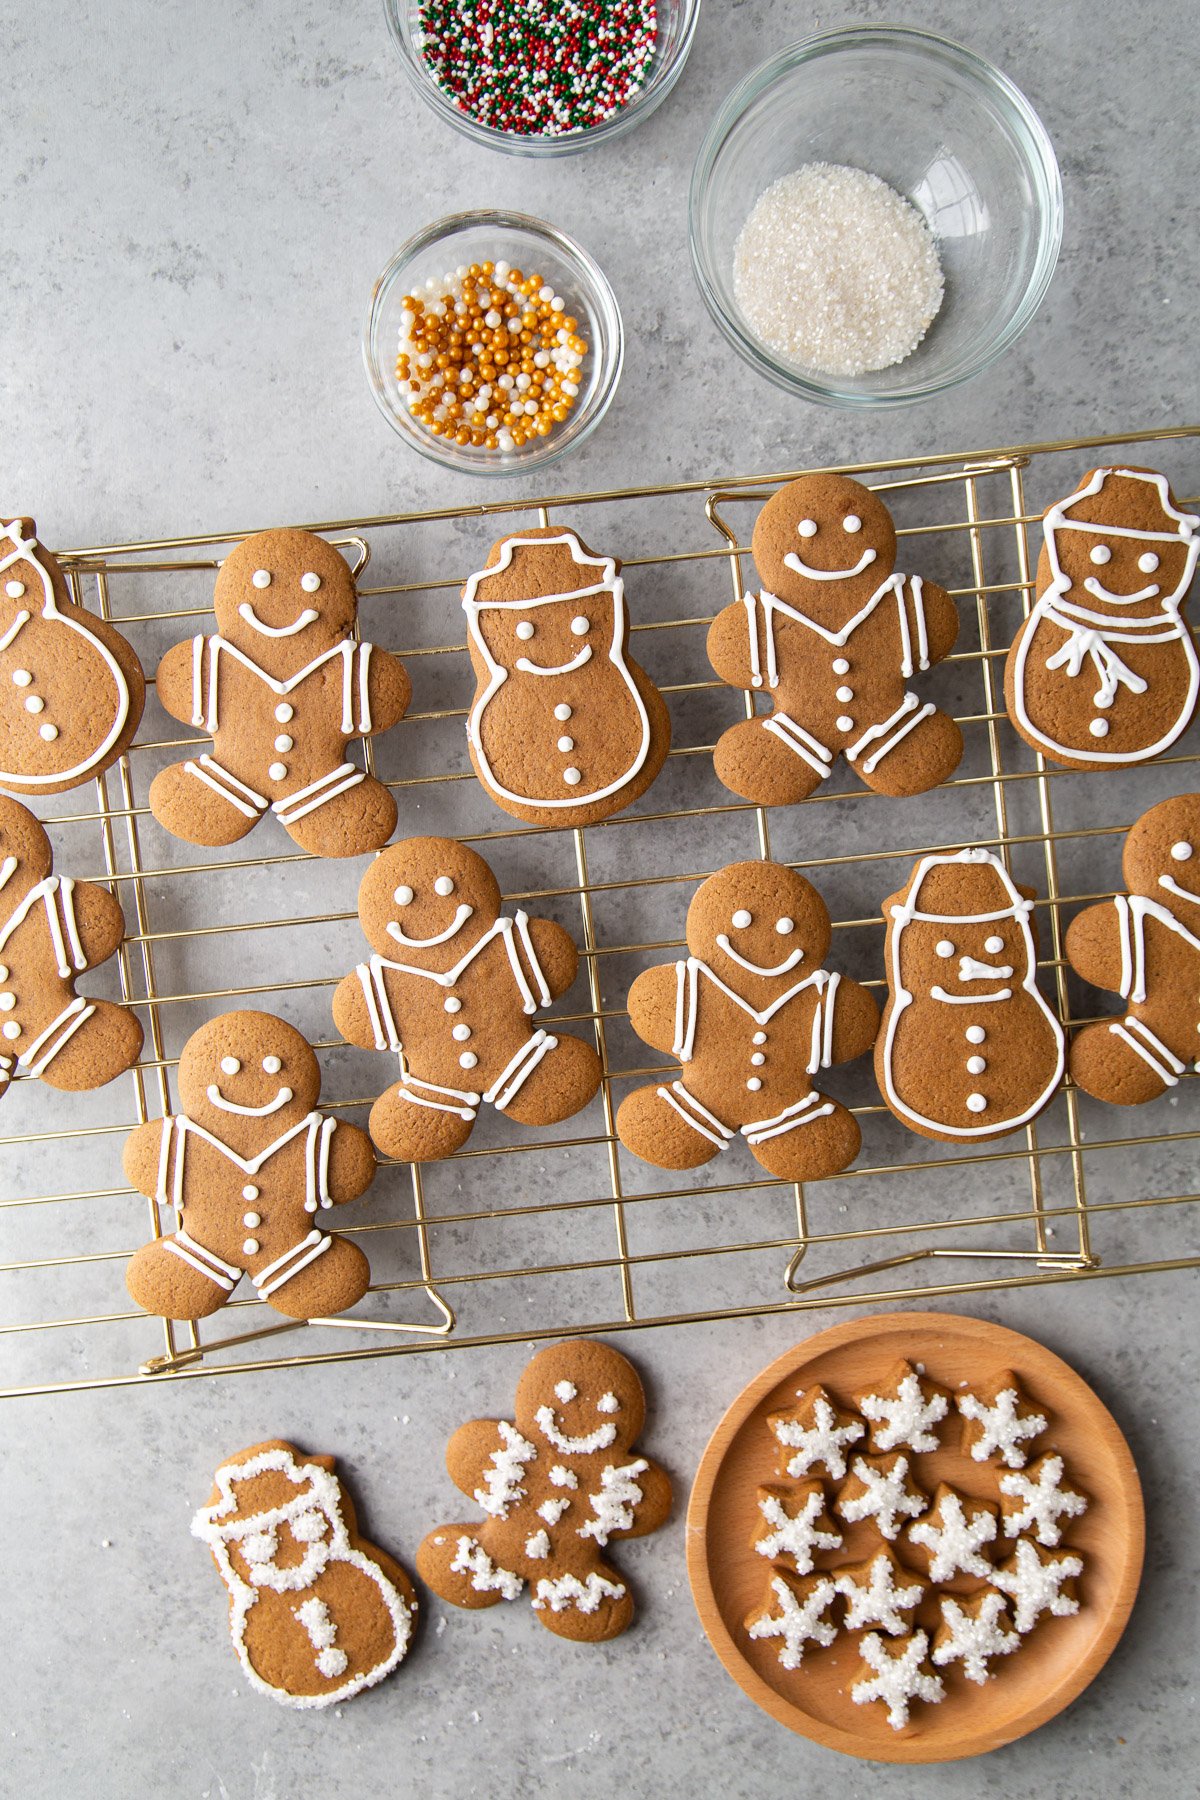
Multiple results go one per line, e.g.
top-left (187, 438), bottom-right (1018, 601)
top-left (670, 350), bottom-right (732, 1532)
top-left (834, 1552), bottom-right (924, 1635)
top-left (990, 1538), bottom-right (1082, 1633)
top-left (771, 1391), bottom-right (865, 1480)
top-left (957, 1384), bottom-right (1047, 1468)
top-left (450, 1535), bottom-right (524, 1601)
top-left (747, 1574), bottom-right (837, 1670)
top-left (838, 1455), bottom-right (926, 1541)
top-left (908, 1491), bottom-right (997, 1581)
top-left (851, 1630), bottom-right (945, 1731)
top-left (931, 1593), bottom-right (1019, 1685)
top-left (754, 1488), bottom-right (842, 1574)
top-left (999, 1454), bottom-right (1087, 1546)
top-left (860, 1370), bottom-right (948, 1453)
top-left (473, 1420), bottom-right (536, 1519)
top-left (531, 1571), bottom-right (626, 1615)
top-left (535, 1402), bottom-right (619, 1457)
top-left (578, 1459), bottom-right (648, 1546)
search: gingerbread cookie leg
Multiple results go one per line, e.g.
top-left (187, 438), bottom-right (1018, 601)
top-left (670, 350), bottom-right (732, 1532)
top-left (257, 1232), bottom-right (371, 1320)
top-left (149, 759), bottom-right (264, 847)
top-left (35, 996), bottom-right (143, 1091)
top-left (1068, 1019), bottom-right (1177, 1105)
top-left (276, 770), bottom-right (397, 861)
top-left (492, 1029), bottom-right (602, 1126)
top-left (368, 1079), bottom-right (478, 1163)
top-left (126, 1233), bottom-right (235, 1320)
top-left (744, 1092), bottom-right (862, 1182)
top-left (616, 1082), bottom-right (728, 1170)
top-left (713, 715), bottom-right (831, 807)
top-left (849, 703), bottom-right (963, 800)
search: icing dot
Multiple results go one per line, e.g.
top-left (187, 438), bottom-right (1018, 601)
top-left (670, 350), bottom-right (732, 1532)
top-left (459, 1050), bottom-right (478, 1069)
top-left (752, 1031), bottom-right (767, 1044)
top-left (984, 935), bottom-right (1004, 954)
top-left (221, 1057), bottom-right (241, 1074)
top-left (836, 715), bottom-right (854, 732)
top-left (444, 996), bottom-right (462, 1013)
top-left (0, 968), bottom-right (7, 981)
top-left (797, 519), bottom-right (818, 538)
top-left (1089, 718), bottom-right (1109, 738)
top-left (0, 994), bottom-right (13, 1011)
top-left (966, 1093), bottom-right (988, 1113)
top-left (966, 1026), bottom-right (986, 1044)
top-left (751, 1052), bottom-right (765, 1066)
top-left (11, 669), bottom-right (30, 687)
top-left (570, 616), bottom-right (589, 635)
top-left (843, 514), bottom-right (862, 533)
top-left (243, 1238), bottom-right (260, 1256)
top-left (516, 621), bottom-right (535, 640)
top-left (967, 1055), bottom-right (987, 1075)
top-left (275, 703), bottom-right (293, 722)
top-left (39, 723), bottom-right (57, 740)
top-left (269, 761), bottom-right (288, 780)
top-left (563, 767), bottom-right (582, 785)
top-left (554, 703), bottom-right (572, 721)
top-left (452, 1024), bottom-right (471, 1042)
top-left (936, 940), bottom-right (954, 958)
top-left (434, 876), bottom-right (455, 896)
top-left (3, 1021), bottom-right (20, 1039)
top-left (776, 916), bottom-right (794, 935)
top-left (252, 568), bottom-right (272, 587)
top-left (24, 695), bottom-right (43, 714)
top-left (554, 1380), bottom-right (577, 1402)
top-left (1171, 842), bottom-right (1193, 861)
top-left (243, 1212), bottom-right (261, 1228)
top-left (732, 909), bottom-right (752, 928)
top-left (557, 736), bottom-right (574, 752)
top-left (262, 1055), bottom-right (281, 1074)
top-left (1139, 552), bottom-right (1160, 573)
top-left (243, 1185), bottom-right (259, 1200)
top-left (274, 735), bottom-right (293, 752)
top-left (394, 885), bottom-right (413, 906)
top-left (300, 571), bottom-right (322, 592)
top-left (746, 1076), bottom-right (762, 1091)
top-left (5, 580), bottom-right (25, 598)
top-left (1089, 545), bottom-right (1111, 565)
top-left (832, 658), bottom-right (850, 674)
top-left (836, 685), bottom-right (854, 702)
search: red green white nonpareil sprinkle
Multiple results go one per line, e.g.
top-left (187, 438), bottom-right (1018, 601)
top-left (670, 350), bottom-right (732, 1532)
top-left (417, 0), bottom-right (657, 137)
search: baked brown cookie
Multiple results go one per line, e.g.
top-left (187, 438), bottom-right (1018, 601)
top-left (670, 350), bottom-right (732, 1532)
top-left (416, 1340), bottom-right (671, 1643)
top-left (1004, 466), bottom-right (1200, 769)
top-left (332, 835), bottom-right (601, 1163)
top-left (707, 473), bottom-right (961, 805)
top-left (461, 526), bottom-right (671, 827)
top-left (192, 1440), bottom-right (417, 1708)
top-left (150, 528), bottom-right (410, 856)
top-left (0, 517), bottom-right (144, 793)
top-left (956, 1369), bottom-right (1048, 1469)
top-left (618, 859), bottom-right (879, 1180)
top-left (1067, 793), bottom-right (1200, 1104)
top-left (124, 1011), bottom-right (376, 1320)
top-left (876, 847), bottom-right (1064, 1141)
top-left (904, 1483), bottom-right (998, 1582)
top-left (0, 795), bottom-right (142, 1092)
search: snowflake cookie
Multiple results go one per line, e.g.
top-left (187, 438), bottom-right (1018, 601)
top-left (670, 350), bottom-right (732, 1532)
top-left (745, 1571), bottom-right (838, 1671)
top-left (931, 1590), bottom-right (1020, 1685)
top-left (856, 1358), bottom-right (950, 1454)
top-left (957, 1369), bottom-right (1048, 1469)
top-left (767, 1383), bottom-right (865, 1482)
top-left (832, 1545), bottom-right (926, 1635)
top-left (851, 1629), bottom-right (945, 1731)
top-left (752, 1480), bottom-right (843, 1575)
top-left (989, 1538), bottom-right (1083, 1633)
top-left (836, 1452), bottom-right (928, 1540)
top-left (904, 1482), bottom-right (998, 1583)
top-left (999, 1452), bottom-right (1088, 1546)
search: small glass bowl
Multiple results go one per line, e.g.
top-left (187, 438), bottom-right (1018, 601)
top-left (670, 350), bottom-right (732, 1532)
top-left (690, 26), bottom-right (1063, 407)
top-left (363, 210), bottom-right (624, 475)
top-left (383, 0), bottom-right (702, 157)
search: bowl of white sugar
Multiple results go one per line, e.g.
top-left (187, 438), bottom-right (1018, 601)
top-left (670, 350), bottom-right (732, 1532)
top-left (689, 26), bottom-right (1062, 407)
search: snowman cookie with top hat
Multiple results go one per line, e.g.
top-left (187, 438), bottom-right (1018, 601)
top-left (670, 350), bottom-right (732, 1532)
top-left (1004, 466), bottom-right (1200, 768)
top-left (150, 527), bottom-right (411, 857)
top-left (707, 473), bottom-right (962, 804)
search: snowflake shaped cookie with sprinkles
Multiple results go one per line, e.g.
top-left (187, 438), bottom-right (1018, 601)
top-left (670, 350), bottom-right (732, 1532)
top-left (856, 1359), bottom-right (949, 1453)
top-left (931, 1591), bottom-right (1020, 1685)
top-left (752, 1482), bottom-right (843, 1575)
top-left (745, 1572), bottom-right (838, 1671)
top-left (999, 1454), bottom-right (1088, 1546)
top-left (957, 1369), bottom-right (1048, 1468)
top-left (417, 1339), bottom-right (670, 1643)
top-left (767, 1384), bottom-right (865, 1481)
top-left (852, 1630), bottom-right (945, 1731)
top-left (990, 1538), bottom-right (1083, 1633)
top-left (836, 1452), bottom-right (928, 1540)
top-left (833, 1546), bottom-right (926, 1635)
top-left (905, 1483), bottom-right (998, 1583)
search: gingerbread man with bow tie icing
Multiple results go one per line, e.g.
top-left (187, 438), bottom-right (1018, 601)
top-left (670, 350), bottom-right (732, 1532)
top-left (707, 474), bottom-right (962, 805)
top-left (1004, 466), bottom-right (1200, 768)
top-left (150, 528), bottom-right (411, 857)
top-left (617, 860), bottom-right (879, 1180)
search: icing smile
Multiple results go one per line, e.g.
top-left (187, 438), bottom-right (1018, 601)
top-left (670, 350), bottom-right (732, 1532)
top-left (1082, 577), bottom-right (1159, 606)
top-left (513, 645), bottom-right (592, 677)
top-left (1158, 874), bottom-right (1200, 907)
top-left (388, 903), bottom-right (474, 948)
top-left (784, 547), bottom-right (877, 582)
top-left (715, 933), bottom-right (806, 978)
top-left (238, 601), bottom-right (321, 638)
top-left (207, 1082), bottom-right (294, 1116)
top-left (534, 1401), bottom-right (619, 1455)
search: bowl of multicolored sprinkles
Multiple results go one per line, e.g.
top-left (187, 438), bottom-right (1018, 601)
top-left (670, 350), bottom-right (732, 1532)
top-left (384, 0), bottom-right (702, 156)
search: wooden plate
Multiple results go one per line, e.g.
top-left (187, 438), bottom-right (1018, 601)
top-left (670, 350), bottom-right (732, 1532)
top-left (686, 1311), bottom-right (1144, 1763)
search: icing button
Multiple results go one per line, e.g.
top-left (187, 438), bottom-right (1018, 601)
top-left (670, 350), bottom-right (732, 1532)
top-left (750, 1051), bottom-right (765, 1066)
top-left (275, 703), bottom-right (294, 722)
top-left (965, 1026), bottom-right (986, 1044)
top-left (746, 1077), bottom-right (762, 1091)
top-left (1089, 718), bottom-right (1109, 738)
top-left (452, 1024), bottom-right (471, 1041)
top-left (24, 695), bottom-right (44, 714)
top-left (243, 1212), bottom-right (261, 1228)
top-left (0, 967), bottom-right (7, 981)
top-left (966, 1093), bottom-right (988, 1113)
top-left (835, 686), bottom-right (854, 702)
top-left (459, 1051), bottom-right (478, 1069)
top-left (967, 1056), bottom-right (987, 1075)
top-left (39, 724), bottom-right (58, 740)
top-left (836, 715), bottom-right (854, 733)
top-left (274, 735), bottom-right (294, 752)
top-left (554, 703), bottom-right (572, 721)
top-left (268, 761), bottom-right (288, 780)
top-left (242, 1238), bottom-right (260, 1256)
top-left (11, 669), bottom-right (31, 687)
top-left (557, 736), bottom-right (574, 753)
top-left (2, 1021), bottom-right (20, 1039)
top-left (444, 996), bottom-right (462, 1013)
top-left (563, 767), bottom-right (582, 786)
top-left (832, 657), bottom-right (850, 675)
top-left (752, 1031), bottom-right (767, 1045)
top-left (243, 1185), bottom-right (259, 1200)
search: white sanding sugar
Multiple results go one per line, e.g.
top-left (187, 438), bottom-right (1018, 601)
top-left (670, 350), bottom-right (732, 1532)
top-left (733, 163), bottom-right (945, 377)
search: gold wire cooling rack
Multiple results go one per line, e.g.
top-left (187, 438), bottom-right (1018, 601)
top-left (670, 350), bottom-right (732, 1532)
top-left (3, 424), bottom-right (1199, 1398)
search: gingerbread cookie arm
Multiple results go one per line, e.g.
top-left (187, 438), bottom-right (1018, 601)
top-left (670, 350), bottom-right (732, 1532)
top-left (68, 879), bottom-right (128, 967)
top-left (596, 1455), bottom-right (672, 1539)
top-left (518, 916), bottom-right (579, 1001)
top-left (706, 600), bottom-right (760, 691)
top-left (827, 975), bottom-right (882, 1064)
top-left (362, 646), bottom-right (412, 736)
top-left (1065, 902), bottom-right (1125, 994)
top-left (331, 969), bottom-right (380, 1051)
top-left (909, 577), bottom-right (959, 664)
top-left (324, 1119), bottom-right (376, 1205)
top-left (445, 1418), bottom-right (512, 1501)
top-left (123, 1117), bottom-right (169, 1198)
top-left (154, 637), bottom-right (202, 726)
top-left (625, 962), bottom-right (682, 1056)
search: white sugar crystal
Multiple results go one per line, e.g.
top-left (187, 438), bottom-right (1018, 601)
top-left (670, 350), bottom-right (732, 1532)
top-left (733, 163), bottom-right (944, 377)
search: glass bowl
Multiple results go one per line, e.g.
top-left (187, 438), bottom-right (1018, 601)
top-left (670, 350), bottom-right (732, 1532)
top-left (384, 0), bottom-right (702, 157)
top-left (363, 210), bottom-right (624, 475)
top-left (689, 26), bottom-right (1063, 407)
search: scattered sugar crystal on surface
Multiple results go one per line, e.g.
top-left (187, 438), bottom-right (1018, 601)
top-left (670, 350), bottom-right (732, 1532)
top-left (733, 163), bottom-right (945, 377)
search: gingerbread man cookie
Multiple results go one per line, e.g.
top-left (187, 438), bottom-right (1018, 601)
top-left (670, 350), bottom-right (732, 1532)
top-left (617, 860), bottom-right (879, 1180)
top-left (0, 795), bottom-right (142, 1093)
top-left (192, 1440), bottom-right (417, 1708)
top-left (876, 848), bottom-right (1064, 1142)
top-left (150, 528), bottom-right (410, 856)
top-left (0, 517), bottom-right (144, 793)
top-left (333, 836), bottom-right (602, 1163)
top-left (1005, 466), bottom-right (1200, 768)
top-left (707, 474), bottom-right (962, 804)
top-left (1067, 794), bottom-right (1200, 1103)
top-left (124, 1011), bottom-right (376, 1320)
top-left (460, 526), bottom-right (671, 827)
top-left (417, 1340), bottom-right (671, 1643)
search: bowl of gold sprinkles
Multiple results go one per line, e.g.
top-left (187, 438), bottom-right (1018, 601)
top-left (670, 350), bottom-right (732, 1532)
top-left (363, 210), bottom-right (623, 472)
top-left (384, 0), bottom-right (702, 156)
top-left (690, 26), bottom-right (1063, 407)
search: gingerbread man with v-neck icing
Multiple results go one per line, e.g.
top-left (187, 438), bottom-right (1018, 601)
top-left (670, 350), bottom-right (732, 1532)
top-left (707, 474), bottom-right (962, 804)
top-left (123, 1012), bottom-right (376, 1320)
top-left (150, 528), bottom-right (410, 857)
top-left (617, 861), bottom-right (879, 1180)
top-left (332, 837), bottom-right (602, 1162)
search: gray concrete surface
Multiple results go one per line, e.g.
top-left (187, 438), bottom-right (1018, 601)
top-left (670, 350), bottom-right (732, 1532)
top-left (2, 1), bottom-right (1198, 1795)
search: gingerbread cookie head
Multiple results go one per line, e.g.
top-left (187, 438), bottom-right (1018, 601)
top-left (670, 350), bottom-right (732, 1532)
top-left (751, 474), bottom-right (896, 614)
top-left (466, 527), bottom-right (622, 680)
top-left (356, 837), bottom-right (503, 971)
top-left (0, 793), bottom-right (53, 904)
top-left (1119, 792), bottom-right (1200, 920)
top-left (889, 850), bottom-right (1036, 999)
top-left (1038, 466), bottom-right (1199, 617)
top-left (512, 1339), bottom-right (647, 1454)
top-left (207, 1442), bottom-right (340, 1592)
top-left (685, 861), bottom-right (831, 996)
top-left (213, 529), bottom-right (359, 662)
top-left (176, 1012), bottom-right (321, 1146)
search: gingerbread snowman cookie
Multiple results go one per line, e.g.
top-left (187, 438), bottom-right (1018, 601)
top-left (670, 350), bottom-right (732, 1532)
top-left (124, 1011), bottom-right (376, 1320)
top-left (1005, 466), bottom-right (1200, 768)
top-left (150, 528), bottom-right (410, 856)
top-left (1067, 794), bottom-right (1200, 1103)
top-left (417, 1340), bottom-right (671, 1643)
top-left (461, 526), bottom-right (671, 827)
top-left (617, 860), bottom-right (879, 1180)
top-left (333, 836), bottom-right (602, 1163)
top-left (876, 848), bottom-right (1064, 1142)
top-left (0, 518), bottom-right (144, 794)
top-left (707, 474), bottom-right (962, 804)
top-left (193, 1440), bottom-right (417, 1709)
top-left (0, 795), bottom-right (142, 1092)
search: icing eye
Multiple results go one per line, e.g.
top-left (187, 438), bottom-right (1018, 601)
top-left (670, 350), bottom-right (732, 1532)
top-left (984, 935), bottom-right (1005, 954)
top-left (842, 514), bottom-right (862, 534)
top-left (596, 1391), bottom-right (620, 1413)
top-left (434, 876), bottom-right (455, 896)
top-left (797, 519), bottom-right (818, 538)
top-left (516, 621), bottom-right (535, 640)
top-left (935, 940), bottom-right (954, 958)
top-left (262, 1055), bottom-right (282, 1074)
top-left (300, 571), bottom-right (321, 592)
top-left (220, 1056), bottom-right (241, 1074)
top-left (570, 616), bottom-right (589, 635)
top-left (241, 1530), bottom-right (276, 1565)
top-left (554, 1380), bottom-right (577, 1402)
top-left (775, 916), bottom-right (794, 935)
top-left (4, 580), bottom-right (25, 598)
top-left (1139, 552), bottom-right (1160, 573)
top-left (732, 909), bottom-right (752, 929)
top-left (251, 568), bottom-right (272, 588)
top-left (1089, 545), bottom-right (1111, 565)
top-left (1171, 842), bottom-right (1193, 862)
top-left (393, 884), bottom-right (414, 906)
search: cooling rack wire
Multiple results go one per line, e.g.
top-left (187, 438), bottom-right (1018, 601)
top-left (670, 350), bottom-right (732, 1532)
top-left (3, 424), bottom-right (1199, 1397)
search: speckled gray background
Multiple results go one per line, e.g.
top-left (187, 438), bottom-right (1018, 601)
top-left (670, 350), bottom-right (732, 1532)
top-left (2, 1), bottom-right (1198, 1795)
